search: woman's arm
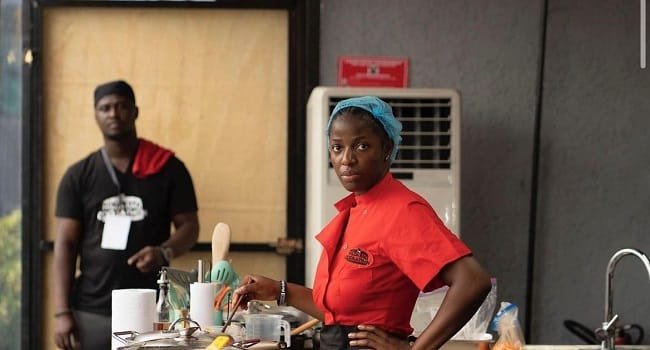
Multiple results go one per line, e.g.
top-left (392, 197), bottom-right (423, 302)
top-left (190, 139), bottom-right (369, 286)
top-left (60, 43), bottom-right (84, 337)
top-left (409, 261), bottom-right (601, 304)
top-left (350, 256), bottom-right (491, 350)
top-left (233, 275), bottom-right (324, 320)
top-left (285, 282), bottom-right (324, 320)
top-left (413, 256), bottom-right (492, 350)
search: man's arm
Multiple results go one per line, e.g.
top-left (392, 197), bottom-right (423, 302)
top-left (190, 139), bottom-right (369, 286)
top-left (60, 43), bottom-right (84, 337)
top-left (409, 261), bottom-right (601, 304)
top-left (164, 211), bottom-right (200, 257)
top-left (127, 211), bottom-right (199, 272)
top-left (53, 217), bottom-right (82, 349)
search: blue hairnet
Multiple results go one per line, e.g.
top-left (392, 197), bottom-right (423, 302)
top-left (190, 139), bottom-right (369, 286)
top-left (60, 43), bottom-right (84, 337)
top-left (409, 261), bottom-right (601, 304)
top-left (326, 96), bottom-right (402, 162)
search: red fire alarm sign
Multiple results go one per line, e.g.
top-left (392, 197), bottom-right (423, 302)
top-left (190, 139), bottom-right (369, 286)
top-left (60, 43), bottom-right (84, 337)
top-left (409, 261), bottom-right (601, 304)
top-left (337, 56), bottom-right (409, 88)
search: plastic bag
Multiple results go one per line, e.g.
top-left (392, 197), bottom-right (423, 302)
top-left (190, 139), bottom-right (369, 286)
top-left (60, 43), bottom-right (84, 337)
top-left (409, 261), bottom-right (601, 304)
top-left (410, 286), bottom-right (448, 336)
top-left (491, 302), bottom-right (525, 350)
top-left (410, 278), bottom-right (497, 340)
top-left (452, 278), bottom-right (497, 340)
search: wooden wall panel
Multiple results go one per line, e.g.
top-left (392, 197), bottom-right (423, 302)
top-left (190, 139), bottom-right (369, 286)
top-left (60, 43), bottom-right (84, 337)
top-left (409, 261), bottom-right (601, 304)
top-left (41, 7), bottom-right (288, 349)
top-left (42, 7), bottom-right (288, 243)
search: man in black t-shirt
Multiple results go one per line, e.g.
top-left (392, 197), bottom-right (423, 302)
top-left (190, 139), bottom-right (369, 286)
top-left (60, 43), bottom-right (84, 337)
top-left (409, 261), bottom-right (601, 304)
top-left (52, 80), bottom-right (200, 350)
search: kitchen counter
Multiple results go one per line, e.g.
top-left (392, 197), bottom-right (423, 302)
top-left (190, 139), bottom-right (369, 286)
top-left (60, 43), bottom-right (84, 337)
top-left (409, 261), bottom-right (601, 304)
top-left (441, 341), bottom-right (650, 350)
top-left (524, 346), bottom-right (650, 350)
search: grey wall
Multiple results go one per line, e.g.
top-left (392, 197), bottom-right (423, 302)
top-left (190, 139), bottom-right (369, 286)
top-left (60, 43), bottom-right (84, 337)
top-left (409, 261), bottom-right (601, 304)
top-left (532, 0), bottom-right (650, 344)
top-left (321, 0), bottom-right (649, 344)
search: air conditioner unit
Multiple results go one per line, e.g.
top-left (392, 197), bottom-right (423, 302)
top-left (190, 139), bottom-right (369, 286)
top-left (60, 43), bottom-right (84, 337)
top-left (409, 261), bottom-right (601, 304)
top-left (305, 87), bottom-right (461, 287)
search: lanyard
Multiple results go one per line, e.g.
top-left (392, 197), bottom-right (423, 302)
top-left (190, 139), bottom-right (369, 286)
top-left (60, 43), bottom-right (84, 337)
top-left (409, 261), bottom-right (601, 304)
top-left (100, 148), bottom-right (121, 192)
top-left (100, 148), bottom-right (127, 213)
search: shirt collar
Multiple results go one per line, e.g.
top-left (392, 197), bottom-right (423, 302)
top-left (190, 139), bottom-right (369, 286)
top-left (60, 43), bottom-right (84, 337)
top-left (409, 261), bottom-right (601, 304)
top-left (334, 172), bottom-right (394, 211)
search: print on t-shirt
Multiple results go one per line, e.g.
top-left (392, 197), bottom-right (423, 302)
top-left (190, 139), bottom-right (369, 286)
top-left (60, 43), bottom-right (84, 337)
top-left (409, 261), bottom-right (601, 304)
top-left (96, 194), bottom-right (147, 222)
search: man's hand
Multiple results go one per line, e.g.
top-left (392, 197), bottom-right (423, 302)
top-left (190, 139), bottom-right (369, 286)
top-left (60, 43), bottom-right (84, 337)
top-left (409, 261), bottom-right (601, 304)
top-left (54, 313), bottom-right (79, 350)
top-left (348, 325), bottom-right (411, 350)
top-left (127, 245), bottom-right (165, 273)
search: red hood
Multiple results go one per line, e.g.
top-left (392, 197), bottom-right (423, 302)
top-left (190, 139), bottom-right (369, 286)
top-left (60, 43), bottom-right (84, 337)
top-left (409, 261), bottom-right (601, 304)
top-left (131, 138), bottom-right (174, 179)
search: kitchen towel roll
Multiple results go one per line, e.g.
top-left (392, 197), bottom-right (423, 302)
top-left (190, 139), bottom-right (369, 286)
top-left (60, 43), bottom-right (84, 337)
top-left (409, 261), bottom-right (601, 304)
top-left (111, 288), bottom-right (156, 350)
top-left (190, 282), bottom-right (218, 328)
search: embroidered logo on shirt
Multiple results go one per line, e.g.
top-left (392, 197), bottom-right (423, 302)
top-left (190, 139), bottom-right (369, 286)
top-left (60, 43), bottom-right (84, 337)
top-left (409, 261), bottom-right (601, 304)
top-left (345, 248), bottom-right (373, 266)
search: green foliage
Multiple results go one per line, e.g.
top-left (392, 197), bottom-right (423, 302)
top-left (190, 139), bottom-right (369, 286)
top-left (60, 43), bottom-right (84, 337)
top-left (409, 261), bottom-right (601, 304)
top-left (0, 209), bottom-right (21, 349)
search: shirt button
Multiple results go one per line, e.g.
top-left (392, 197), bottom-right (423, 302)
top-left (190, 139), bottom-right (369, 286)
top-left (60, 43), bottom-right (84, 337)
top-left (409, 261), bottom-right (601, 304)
top-left (363, 209), bottom-right (368, 215)
top-left (342, 244), bottom-right (348, 249)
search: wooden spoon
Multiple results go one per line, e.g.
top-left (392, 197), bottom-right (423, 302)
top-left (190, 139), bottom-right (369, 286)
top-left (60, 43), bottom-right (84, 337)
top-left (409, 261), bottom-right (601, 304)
top-left (211, 222), bottom-right (231, 265)
top-left (291, 318), bottom-right (321, 336)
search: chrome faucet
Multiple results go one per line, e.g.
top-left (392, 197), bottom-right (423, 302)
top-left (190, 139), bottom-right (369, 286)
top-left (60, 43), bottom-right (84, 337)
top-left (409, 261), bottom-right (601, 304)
top-left (594, 248), bottom-right (650, 350)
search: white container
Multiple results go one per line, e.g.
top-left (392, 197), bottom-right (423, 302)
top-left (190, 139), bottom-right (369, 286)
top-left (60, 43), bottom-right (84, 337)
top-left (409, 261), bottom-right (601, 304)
top-left (243, 314), bottom-right (291, 347)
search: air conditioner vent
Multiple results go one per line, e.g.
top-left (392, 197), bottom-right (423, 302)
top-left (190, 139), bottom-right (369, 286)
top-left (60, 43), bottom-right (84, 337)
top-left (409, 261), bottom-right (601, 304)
top-left (327, 97), bottom-right (453, 169)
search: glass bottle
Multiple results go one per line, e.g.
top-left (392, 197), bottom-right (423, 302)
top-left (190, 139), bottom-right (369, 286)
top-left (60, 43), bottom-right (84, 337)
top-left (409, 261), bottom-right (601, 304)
top-left (153, 269), bottom-right (171, 331)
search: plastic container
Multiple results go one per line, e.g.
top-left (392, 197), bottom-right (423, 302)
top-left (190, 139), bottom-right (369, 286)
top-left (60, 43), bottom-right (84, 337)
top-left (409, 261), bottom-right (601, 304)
top-left (242, 314), bottom-right (291, 347)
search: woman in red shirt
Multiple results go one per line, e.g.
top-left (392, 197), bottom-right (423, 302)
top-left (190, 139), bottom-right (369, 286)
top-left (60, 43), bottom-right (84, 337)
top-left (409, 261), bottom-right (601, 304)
top-left (234, 96), bottom-right (492, 350)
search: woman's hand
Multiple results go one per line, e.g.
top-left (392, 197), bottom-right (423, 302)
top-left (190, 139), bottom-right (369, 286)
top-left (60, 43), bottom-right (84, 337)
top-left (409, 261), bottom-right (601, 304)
top-left (348, 325), bottom-right (411, 350)
top-left (231, 274), bottom-right (280, 308)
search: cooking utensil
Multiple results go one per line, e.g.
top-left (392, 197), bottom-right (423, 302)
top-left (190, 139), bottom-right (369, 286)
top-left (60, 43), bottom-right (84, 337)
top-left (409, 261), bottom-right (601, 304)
top-left (211, 223), bottom-right (235, 285)
top-left (113, 328), bottom-right (217, 349)
top-left (170, 309), bottom-right (202, 331)
top-left (205, 334), bottom-right (235, 350)
top-left (221, 293), bottom-right (245, 333)
top-left (214, 285), bottom-right (232, 311)
top-left (212, 260), bottom-right (237, 285)
top-left (197, 259), bottom-right (205, 283)
top-left (164, 267), bottom-right (198, 289)
top-left (290, 318), bottom-right (320, 336)
top-left (242, 314), bottom-right (291, 348)
top-left (232, 339), bottom-right (261, 348)
top-left (163, 266), bottom-right (197, 310)
top-left (113, 330), bottom-right (179, 344)
top-left (244, 314), bottom-right (291, 349)
top-left (212, 223), bottom-right (231, 264)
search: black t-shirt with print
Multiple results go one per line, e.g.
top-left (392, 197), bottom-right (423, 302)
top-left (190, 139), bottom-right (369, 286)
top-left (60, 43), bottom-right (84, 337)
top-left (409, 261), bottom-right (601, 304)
top-left (55, 149), bottom-right (198, 315)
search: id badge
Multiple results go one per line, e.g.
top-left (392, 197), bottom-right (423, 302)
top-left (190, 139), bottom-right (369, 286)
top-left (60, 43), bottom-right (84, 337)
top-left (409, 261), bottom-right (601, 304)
top-left (101, 213), bottom-right (131, 250)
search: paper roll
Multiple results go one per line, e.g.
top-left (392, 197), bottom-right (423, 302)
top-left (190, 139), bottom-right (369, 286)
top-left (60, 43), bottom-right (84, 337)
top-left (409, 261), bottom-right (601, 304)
top-left (190, 282), bottom-right (218, 328)
top-left (111, 288), bottom-right (156, 350)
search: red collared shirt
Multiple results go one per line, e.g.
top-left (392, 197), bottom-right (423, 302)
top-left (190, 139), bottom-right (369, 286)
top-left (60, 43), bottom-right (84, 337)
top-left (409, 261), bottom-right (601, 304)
top-left (312, 173), bottom-right (471, 336)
